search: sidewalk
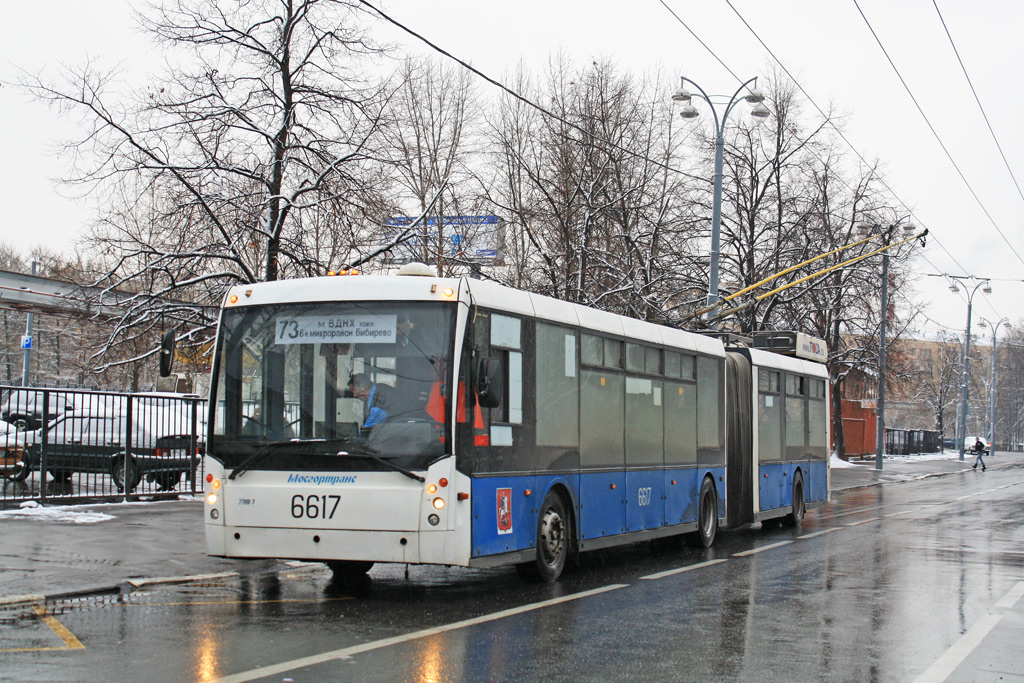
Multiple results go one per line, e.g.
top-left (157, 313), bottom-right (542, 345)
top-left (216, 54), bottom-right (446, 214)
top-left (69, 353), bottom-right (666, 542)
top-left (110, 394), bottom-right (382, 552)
top-left (829, 450), bottom-right (1009, 490)
top-left (0, 452), bottom-right (1019, 604)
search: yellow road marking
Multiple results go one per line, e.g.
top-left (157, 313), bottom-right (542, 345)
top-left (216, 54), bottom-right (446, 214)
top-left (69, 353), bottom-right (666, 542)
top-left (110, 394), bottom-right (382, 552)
top-left (0, 605), bottom-right (85, 653)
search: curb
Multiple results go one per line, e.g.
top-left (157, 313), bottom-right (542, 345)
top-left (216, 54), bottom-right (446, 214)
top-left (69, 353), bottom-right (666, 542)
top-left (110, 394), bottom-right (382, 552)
top-left (0, 571), bottom-right (241, 609)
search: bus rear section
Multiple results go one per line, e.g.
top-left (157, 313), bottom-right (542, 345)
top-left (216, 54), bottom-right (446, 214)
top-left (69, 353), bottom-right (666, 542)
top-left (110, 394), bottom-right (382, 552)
top-left (725, 340), bottom-right (831, 529)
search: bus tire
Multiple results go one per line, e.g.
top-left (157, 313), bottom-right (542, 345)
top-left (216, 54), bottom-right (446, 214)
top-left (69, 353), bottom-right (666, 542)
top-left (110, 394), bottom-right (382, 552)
top-left (518, 490), bottom-right (568, 583)
top-left (784, 473), bottom-right (805, 527)
top-left (326, 560), bottom-right (374, 578)
top-left (689, 477), bottom-right (718, 548)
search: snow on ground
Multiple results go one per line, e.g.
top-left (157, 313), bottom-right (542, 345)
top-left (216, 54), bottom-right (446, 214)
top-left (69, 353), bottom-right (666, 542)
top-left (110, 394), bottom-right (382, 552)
top-left (0, 500), bottom-right (115, 524)
top-left (833, 450), bottom-right (963, 468)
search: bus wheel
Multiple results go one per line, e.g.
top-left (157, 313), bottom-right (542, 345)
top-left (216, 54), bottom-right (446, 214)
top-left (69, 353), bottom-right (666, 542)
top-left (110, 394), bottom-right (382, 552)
top-left (785, 473), bottom-right (805, 527)
top-left (518, 491), bottom-right (568, 583)
top-left (326, 560), bottom-right (374, 578)
top-left (689, 477), bottom-right (718, 548)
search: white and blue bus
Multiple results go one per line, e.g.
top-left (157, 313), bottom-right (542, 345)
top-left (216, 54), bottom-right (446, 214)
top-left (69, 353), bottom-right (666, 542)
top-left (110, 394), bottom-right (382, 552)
top-left (203, 266), bottom-right (830, 582)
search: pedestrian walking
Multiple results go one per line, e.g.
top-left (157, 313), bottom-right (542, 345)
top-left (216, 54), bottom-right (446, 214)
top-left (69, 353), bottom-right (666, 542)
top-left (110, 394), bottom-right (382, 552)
top-left (971, 437), bottom-right (987, 471)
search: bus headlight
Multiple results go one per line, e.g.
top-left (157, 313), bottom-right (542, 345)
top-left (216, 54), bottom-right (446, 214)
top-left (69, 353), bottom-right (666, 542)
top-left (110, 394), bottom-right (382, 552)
top-left (432, 497), bottom-right (445, 510)
top-left (428, 514), bottom-right (440, 526)
top-left (207, 492), bottom-right (218, 505)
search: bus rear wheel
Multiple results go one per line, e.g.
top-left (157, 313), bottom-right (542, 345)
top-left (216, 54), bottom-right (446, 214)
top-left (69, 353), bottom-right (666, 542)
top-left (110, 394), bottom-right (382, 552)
top-left (518, 490), bottom-right (568, 583)
top-left (689, 477), bottom-right (718, 548)
top-left (784, 473), bottom-right (805, 527)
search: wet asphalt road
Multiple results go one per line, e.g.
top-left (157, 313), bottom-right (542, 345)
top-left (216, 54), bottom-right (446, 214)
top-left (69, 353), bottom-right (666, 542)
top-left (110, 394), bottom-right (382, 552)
top-left (2, 461), bottom-right (1022, 683)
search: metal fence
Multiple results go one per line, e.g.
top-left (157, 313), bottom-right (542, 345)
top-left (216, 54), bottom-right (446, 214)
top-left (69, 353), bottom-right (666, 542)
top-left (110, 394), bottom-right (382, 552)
top-left (885, 428), bottom-right (943, 456)
top-left (1, 386), bottom-right (207, 507)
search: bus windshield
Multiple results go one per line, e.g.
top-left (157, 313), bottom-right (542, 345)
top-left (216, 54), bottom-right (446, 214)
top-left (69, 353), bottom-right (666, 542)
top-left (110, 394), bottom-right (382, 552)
top-left (209, 300), bottom-right (456, 473)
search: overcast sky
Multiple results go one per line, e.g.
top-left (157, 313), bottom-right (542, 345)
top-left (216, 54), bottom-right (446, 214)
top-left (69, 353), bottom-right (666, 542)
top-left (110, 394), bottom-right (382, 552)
top-left (3, 0), bottom-right (1022, 336)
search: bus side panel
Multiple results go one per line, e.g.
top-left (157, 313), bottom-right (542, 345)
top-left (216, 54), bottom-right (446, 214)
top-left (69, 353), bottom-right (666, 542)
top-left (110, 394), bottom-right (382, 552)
top-left (758, 462), bottom-right (789, 512)
top-left (664, 466), bottom-right (699, 525)
top-left (804, 460), bottom-right (829, 502)
top-left (625, 469), bottom-right (664, 532)
top-left (578, 470), bottom-right (626, 540)
top-left (470, 474), bottom-right (537, 558)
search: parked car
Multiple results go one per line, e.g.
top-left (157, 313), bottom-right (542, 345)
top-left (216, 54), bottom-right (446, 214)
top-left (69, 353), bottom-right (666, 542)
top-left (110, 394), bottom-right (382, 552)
top-left (1, 390), bottom-right (74, 431)
top-left (0, 419), bottom-right (30, 481)
top-left (17, 412), bottom-right (200, 492)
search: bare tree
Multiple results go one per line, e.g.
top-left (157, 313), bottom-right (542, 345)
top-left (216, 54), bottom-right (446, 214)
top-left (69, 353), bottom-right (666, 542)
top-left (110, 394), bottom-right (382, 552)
top-left (25, 0), bottom-right (394, 370)
top-left (483, 56), bottom-right (700, 320)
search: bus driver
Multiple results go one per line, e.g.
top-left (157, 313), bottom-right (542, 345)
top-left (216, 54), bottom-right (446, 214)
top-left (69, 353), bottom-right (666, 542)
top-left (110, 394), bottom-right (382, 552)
top-left (348, 373), bottom-right (399, 431)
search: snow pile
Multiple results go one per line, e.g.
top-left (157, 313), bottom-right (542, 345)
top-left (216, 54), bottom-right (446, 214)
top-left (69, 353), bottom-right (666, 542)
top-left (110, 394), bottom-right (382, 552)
top-left (0, 502), bottom-right (115, 524)
top-left (830, 454), bottom-right (860, 469)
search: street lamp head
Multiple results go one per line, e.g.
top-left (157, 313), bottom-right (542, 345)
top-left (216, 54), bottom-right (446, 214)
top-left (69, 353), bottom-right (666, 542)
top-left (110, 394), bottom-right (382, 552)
top-left (900, 222), bottom-right (916, 234)
top-left (750, 103), bottom-right (770, 120)
top-left (855, 222), bottom-right (875, 237)
top-left (983, 283), bottom-right (993, 295)
top-left (671, 86), bottom-right (692, 104)
top-left (744, 87), bottom-right (766, 104)
top-left (949, 282), bottom-right (960, 294)
top-left (678, 105), bottom-right (700, 120)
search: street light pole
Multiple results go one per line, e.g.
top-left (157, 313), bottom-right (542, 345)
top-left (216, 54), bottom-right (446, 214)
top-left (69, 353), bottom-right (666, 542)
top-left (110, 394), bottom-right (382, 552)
top-left (855, 220), bottom-right (914, 470)
top-left (950, 277), bottom-right (993, 462)
top-left (673, 76), bottom-right (769, 329)
top-left (978, 317), bottom-right (1010, 450)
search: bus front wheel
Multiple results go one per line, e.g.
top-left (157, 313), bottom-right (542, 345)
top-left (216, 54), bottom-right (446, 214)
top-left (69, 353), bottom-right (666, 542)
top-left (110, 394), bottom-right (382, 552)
top-left (689, 477), bottom-right (718, 548)
top-left (518, 490), bottom-right (568, 583)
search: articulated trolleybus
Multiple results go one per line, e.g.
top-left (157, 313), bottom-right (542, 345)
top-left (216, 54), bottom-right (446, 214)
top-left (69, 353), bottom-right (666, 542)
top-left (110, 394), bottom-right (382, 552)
top-left (204, 266), bottom-right (830, 582)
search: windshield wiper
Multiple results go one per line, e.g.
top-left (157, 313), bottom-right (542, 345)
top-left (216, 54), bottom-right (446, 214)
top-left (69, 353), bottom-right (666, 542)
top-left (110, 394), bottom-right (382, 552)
top-left (229, 438), bottom-right (330, 479)
top-left (336, 451), bottom-right (426, 483)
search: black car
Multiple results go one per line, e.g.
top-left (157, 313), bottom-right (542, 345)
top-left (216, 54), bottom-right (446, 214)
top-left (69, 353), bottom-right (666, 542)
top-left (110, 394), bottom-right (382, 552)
top-left (17, 412), bottom-right (199, 492)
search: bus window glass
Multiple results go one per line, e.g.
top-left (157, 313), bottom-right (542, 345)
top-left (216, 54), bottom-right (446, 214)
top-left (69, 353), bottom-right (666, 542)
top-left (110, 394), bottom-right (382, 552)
top-left (210, 301), bottom-right (455, 472)
top-left (645, 347), bottom-right (662, 375)
top-left (664, 351), bottom-right (681, 378)
top-left (603, 339), bottom-right (623, 369)
top-left (785, 381), bottom-right (807, 458)
top-left (758, 370), bottom-right (782, 462)
top-left (682, 354), bottom-right (696, 380)
top-left (580, 369), bottom-right (624, 467)
top-left (626, 343), bottom-right (645, 372)
top-left (581, 334), bottom-right (603, 366)
top-left (626, 377), bottom-right (663, 466)
top-left (536, 324), bottom-right (579, 447)
top-left (665, 381), bottom-right (697, 465)
top-left (696, 356), bottom-right (722, 463)
top-left (808, 395), bottom-right (828, 456)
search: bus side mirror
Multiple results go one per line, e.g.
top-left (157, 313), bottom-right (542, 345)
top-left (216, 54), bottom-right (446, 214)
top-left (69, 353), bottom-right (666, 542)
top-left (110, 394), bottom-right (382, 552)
top-left (477, 357), bottom-right (503, 408)
top-left (159, 329), bottom-right (176, 378)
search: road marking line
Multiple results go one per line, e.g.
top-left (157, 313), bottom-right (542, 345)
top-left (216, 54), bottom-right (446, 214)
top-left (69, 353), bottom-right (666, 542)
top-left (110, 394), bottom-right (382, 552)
top-left (799, 528), bottom-right (841, 539)
top-left (33, 604), bottom-right (84, 650)
top-left (845, 517), bottom-right (881, 527)
top-left (641, 558), bottom-right (728, 580)
top-left (883, 510), bottom-right (915, 518)
top-left (912, 581), bottom-right (1024, 683)
top-left (733, 541), bottom-right (793, 557)
top-left (208, 583), bottom-right (628, 683)
top-left (994, 580), bottom-right (1024, 609)
top-left (0, 604), bottom-right (91, 653)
